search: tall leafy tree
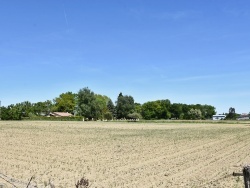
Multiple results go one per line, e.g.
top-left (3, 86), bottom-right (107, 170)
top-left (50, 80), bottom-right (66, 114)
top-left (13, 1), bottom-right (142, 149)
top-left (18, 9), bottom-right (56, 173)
top-left (77, 87), bottom-right (101, 120)
top-left (134, 103), bottom-right (142, 114)
top-left (0, 106), bottom-right (11, 120)
top-left (200, 105), bottom-right (216, 119)
top-left (1, 104), bottom-right (22, 120)
top-left (107, 99), bottom-right (115, 118)
top-left (170, 103), bottom-right (183, 119)
top-left (19, 101), bottom-right (33, 117)
top-left (187, 108), bottom-right (202, 120)
top-left (141, 101), bottom-right (158, 120)
top-left (141, 99), bottom-right (171, 120)
top-left (226, 107), bottom-right (237, 120)
top-left (95, 94), bottom-right (111, 119)
top-left (33, 102), bottom-right (46, 115)
top-left (115, 92), bottom-right (135, 119)
top-left (53, 92), bottom-right (76, 114)
top-left (159, 100), bottom-right (171, 119)
top-left (32, 100), bottom-right (53, 116)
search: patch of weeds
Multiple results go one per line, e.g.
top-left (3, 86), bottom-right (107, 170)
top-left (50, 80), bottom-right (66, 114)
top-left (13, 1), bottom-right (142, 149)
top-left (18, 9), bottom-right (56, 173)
top-left (75, 176), bottom-right (90, 188)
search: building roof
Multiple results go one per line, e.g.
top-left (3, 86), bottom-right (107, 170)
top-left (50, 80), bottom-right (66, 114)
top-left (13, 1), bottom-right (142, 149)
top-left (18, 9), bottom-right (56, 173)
top-left (240, 113), bottom-right (249, 118)
top-left (50, 112), bottom-right (73, 117)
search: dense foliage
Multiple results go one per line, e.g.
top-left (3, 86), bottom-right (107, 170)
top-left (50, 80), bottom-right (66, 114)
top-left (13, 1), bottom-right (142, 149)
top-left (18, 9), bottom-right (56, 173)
top-left (53, 92), bottom-right (76, 114)
top-left (225, 107), bottom-right (238, 120)
top-left (140, 101), bottom-right (216, 120)
top-left (0, 86), bottom-right (217, 120)
top-left (116, 93), bottom-right (135, 119)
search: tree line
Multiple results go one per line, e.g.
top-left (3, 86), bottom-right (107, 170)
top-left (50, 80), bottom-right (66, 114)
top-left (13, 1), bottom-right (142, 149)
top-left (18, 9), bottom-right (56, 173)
top-left (0, 87), bottom-right (216, 120)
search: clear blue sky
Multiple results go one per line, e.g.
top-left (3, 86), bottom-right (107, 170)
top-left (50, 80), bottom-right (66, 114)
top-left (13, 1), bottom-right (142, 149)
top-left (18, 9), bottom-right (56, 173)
top-left (1, 0), bottom-right (250, 114)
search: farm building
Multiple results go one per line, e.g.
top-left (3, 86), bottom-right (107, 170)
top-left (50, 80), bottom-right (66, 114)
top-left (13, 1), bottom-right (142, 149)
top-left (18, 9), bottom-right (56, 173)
top-left (212, 114), bottom-right (226, 120)
top-left (49, 112), bottom-right (73, 117)
top-left (237, 113), bottom-right (250, 120)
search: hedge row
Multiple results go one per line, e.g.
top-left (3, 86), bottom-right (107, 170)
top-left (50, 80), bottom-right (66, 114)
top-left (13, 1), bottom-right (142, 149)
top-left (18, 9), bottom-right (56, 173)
top-left (23, 116), bottom-right (84, 121)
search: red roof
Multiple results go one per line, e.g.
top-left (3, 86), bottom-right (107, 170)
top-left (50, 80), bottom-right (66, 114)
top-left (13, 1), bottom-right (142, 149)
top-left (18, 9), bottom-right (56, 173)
top-left (50, 112), bottom-right (73, 117)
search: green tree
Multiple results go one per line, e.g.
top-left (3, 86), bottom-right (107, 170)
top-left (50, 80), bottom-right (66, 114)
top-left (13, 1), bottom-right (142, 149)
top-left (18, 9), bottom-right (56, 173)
top-left (115, 93), bottom-right (135, 119)
top-left (95, 94), bottom-right (110, 119)
top-left (107, 99), bottom-right (115, 118)
top-left (19, 101), bottom-right (33, 118)
top-left (0, 106), bottom-right (11, 120)
top-left (33, 100), bottom-right (52, 116)
top-left (159, 100), bottom-right (171, 119)
top-left (200, 104), bottom-right (216, 119)
top-left (134, 103), bottom-right (142, 114)
top-left (141, 99), bottom-right (171, 120)
top-left (3, 104), bottom-right (22, 120)
top-left (226, 107), bottom-right (237, 120)
top-left (170, 103), bottom-right (183, 119)
top-left (141, 101), bottom-right (158, 120)
top-left (187, 108), bottom-right (202, 120)
top-left (77, 87), bottom-right (101, 120)
top-left (127, 112), bottom-right (142, 120)
top-left (103, 112), bottom-right (113, 121)
top-left (181, 104), bottom-right (190, 119)
top-left (53, 92), bottom-right (76, 114)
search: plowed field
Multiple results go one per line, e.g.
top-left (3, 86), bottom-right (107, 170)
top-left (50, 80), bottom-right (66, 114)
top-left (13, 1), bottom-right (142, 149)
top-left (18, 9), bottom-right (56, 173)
top-left (0, 121), bottom-right (249, 187)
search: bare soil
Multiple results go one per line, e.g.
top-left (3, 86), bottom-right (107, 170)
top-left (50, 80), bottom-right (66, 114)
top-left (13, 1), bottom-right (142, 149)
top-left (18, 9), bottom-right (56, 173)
top-left (0, 121), bottom-right (249, 187)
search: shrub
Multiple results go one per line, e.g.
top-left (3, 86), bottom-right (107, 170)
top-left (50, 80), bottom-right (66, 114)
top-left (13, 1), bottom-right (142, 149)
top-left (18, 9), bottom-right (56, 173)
top-left (25, 116), bottom-right (84, 121)
top-left (127, 112), bottom-right (142, 120)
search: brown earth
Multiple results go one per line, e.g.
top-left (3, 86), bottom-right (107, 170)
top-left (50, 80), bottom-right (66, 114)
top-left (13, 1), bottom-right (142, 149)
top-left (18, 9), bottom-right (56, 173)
top-left (0, 121), bottom-right (249, 187)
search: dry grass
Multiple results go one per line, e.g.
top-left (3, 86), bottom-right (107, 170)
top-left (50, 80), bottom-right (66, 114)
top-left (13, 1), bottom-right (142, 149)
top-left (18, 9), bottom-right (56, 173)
top-left (0, 121), bottom-right (249, 187)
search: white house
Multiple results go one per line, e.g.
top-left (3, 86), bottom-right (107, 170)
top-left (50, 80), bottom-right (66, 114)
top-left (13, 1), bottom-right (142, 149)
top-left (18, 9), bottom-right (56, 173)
top-left (212, 115), bottom-right (226, 120)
